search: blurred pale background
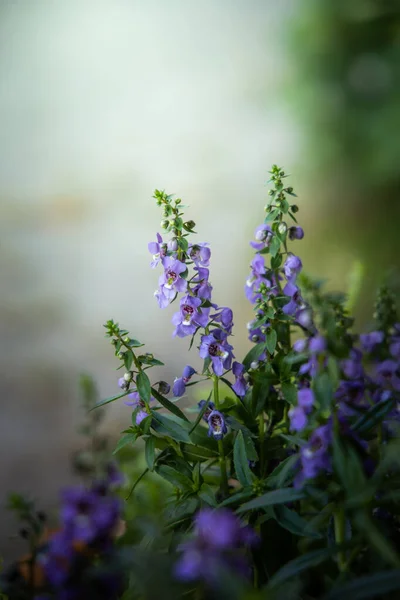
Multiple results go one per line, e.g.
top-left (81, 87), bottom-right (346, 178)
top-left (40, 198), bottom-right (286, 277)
top-left (1, 0), bottom-right (399, 559)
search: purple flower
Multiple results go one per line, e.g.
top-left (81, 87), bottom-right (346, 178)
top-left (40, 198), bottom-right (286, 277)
top-left (309, 335), bottom-right (326, 354)
top-left (295, 423), bottom-right (332, 487)
top-left (192, 267), bottom-right (213, 300)
top-left (293, 338), bottom-right (307, 352)
top-left (288, 226), bottom-right (304, 240)
top-left (335, 379), bottom-right (366, 415)
top-left (124, 391), bottom-right (154, 424)
top-left (245, 255), bottom-right (268, 304)
top-left (172, 294), bottom-right (209, 337)
top-left (282, 282), bottom-right (302, 316)
top-left (148, 233), bottom-right (167, 268)
top-left (250, 224), bottom-right (273, 250)
top-left (211, 306), bottom-right (234, 334)
top-left (298, 387), bottom-right (314, 410)
top-left (284, 254), bottom-right (302, 282)
top-left (198, 400), bottom-right (215, 421)
top-left (156, 257), bottom-right (187, 308)
top-left (199, 329), bottom-right (234, 376)
top-left (232, 361), bottom-right (248, 397)
top-left (207, 410), bottom-right (228, 440)
top-left (342, 349), bottom-right (364, 379)
top-left (288, 406), bottom-right (308, 432)
top-left (375, 360), bottom-right (400, 391)
top-left (189, 243), bottom-right (211, 267)
top-left (359, 331), bottom-right (384, 353)
top-left (136, 409), bottom-right (149, 425)
top-left (173, 365), bottom-right (196, 397)
top-left (174, 509), bottom-right (257, 585)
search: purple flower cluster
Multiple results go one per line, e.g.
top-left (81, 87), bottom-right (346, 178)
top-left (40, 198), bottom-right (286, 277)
top-left (294, 423), bottom-right (332, 488)
top-left (39, 469), bottom-right (122, 595)
top-left (175, 509), bottom-right (257, 585)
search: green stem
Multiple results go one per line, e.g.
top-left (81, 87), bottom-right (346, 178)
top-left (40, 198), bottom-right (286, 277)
top-left (213, 376), bottom-right (229, 495)
top-left (258, 413), bottom-right (265, 476)
top-left (334, 506), bottom-right (347, 572)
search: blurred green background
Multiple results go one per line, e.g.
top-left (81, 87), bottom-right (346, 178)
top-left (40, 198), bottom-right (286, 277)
top-left (0, 0), bottom-right (399, 560)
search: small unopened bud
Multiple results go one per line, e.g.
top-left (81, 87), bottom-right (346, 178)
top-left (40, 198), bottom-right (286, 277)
top-left (286, 186), bottom-right (293, 193)
top-left (184, 220), bottom-right (196, 230)
top-left (168, 239), bottom-right (178, 252)
top-left (175, 198), bottom-right (181, 205)
top-left (268, 189), bottom-right (274, 196)
top-left (158, 381), bottom-right (171, 395)
top-left (160, 219), bottom-right (169, 229)
top-left (251, 335), bottom-right (259, 342)
top-left (123, 336), bottom-right (130, 343)
top-left (278, 222), bottom-right (287, 235)
top-left (123, 372), bottom-right (132, 382)
top-left (290, 205), bottom-right (299, 213)
top-left (250, 361), bottom-right (259, 370)
top-left (117, 352), bottom-right (124, 360)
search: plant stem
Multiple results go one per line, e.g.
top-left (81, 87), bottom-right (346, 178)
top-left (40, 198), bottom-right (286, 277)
top-left (213, 376), bottom-right (229, 495)
top-left (258, 413), bottom-right (265, 475)
top-left (334, 506), bottom-right (347, 572)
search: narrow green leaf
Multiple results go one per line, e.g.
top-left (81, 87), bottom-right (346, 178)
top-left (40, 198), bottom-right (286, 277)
top-left (145, 436), bottom-right (155, 470)
top-left (151, 411), bottom-right (191, 443)
top-left (128, 338), bottom-right (144, 347)
top-left (353, 397), bottom-right (395, 434)
top-left (219, 489), bottom-right (254, 507)
top-left (281, 382), bottom-right (297, 405)
top-left (126, 468), bottom-right (149, 500)
top-left (124, 353), bottom-right (133, 371)
top-left (181, 443), bottom-right (218, 462)
top-left (242, 343), bottom-right (266, 370)
top-left (234, 431), bottom-right (255, 487)
top-left (323, 570), bottom-right (400, 600)
top-left (156, 465), bottom-right (193, 492)
top-left (113, 433), bottom-right (137, 454)
top-left (136, 371), bottom-right (151, 404)
top-left (237, 487), bottom-right (305, 512)
top-left (268, 546), bottom-right (343, 589)
top-left (266, 329), bottom-right (277, 354)
top-left (90, 390), bottom-right (130, 411)
top-left (151, 387), bottom-right (189, 421)
top-left (355, 512), bottom-right (400, 568)
top-left (273, 505), bottom-right (322, 539)
top-left (198, 483), bottom-right (217, 507)
top-left (269, 235), bottom-right (281, 258)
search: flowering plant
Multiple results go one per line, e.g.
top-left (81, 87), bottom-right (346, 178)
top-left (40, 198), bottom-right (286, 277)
top-left (3, 165), bottom-right (400, 600)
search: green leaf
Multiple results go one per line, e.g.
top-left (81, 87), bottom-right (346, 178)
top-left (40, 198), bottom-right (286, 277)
top-left (353, 397), bottom-right (395, 434)
top-left (145, 436), bottom-right (155, 470)
top-left (265, 208), bottom-right (280, 222)
top-left (126, 467), bottom-right (149, 500)
top-left (113, 433), bottom-right (137, 454)
top-left (151, 411), bottom-right (191, 443)
top-left (237, 487), bottom-right (305, 512)
top-left (323, 570), bottom-right (400, 600)
top-left (273, 505), bottom-right (322, 539)
top-left (234, 431), bottom-right (255, 487)
top-left (269, 235), bottom-right (281, 258)
top-left (219, 489), bottom-right (254, 507)
top-left (181, 443), bottom-right (218, 461)
top-left (268, 545), bottom-right (344, 589)
top-left (281, 382), bottom-right (297, 405)
top-left (198, 483), bottom-right (217, 506)
top-left (266, 329), bottom-right (277, 354)
top-left (242, 428), bottom-right (258, 462)
top-left (266, 454), bottom-right (299, 487)
top-left (156, 465), bottom-right (193, 492)
top-left (128, 338), bottom-right (144, 347)
top-left (136, 371), bottom-right (151, 404)
top-left (150, 387), bottom-right (189, 421)
top-left (279, 433), bottom-right (307, 447)
top-left (354, 512), bottom-right (400, 568)
top-left (242, 343), bottom-right (266, 370)
top-left (314, 372), bottom-right (333, 411)
top-left (271, 253), bottom-right (283, 269)
top-left (123, 353), bottom-right (133, 371)
top-left (90, 390), bottom-right (130, 411)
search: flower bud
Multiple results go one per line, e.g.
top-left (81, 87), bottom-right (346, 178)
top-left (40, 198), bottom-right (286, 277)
top-left (117, 352), bottom-right (124, 360)
top-left (290, 204), bottom-right (299, 213)
top-left (250, 361), bottom-right (259, 370)
top-left (123, 372), bottom-right (132, 382)
top-left (157, 381), bottom-right (171, 395)
top-left (123, 336), bottom-right (130, 343)
top-left (251, 335), bottom-right (259, 342)
top-left (168, 239), bottom-right (178, 251)
top-left (268, 189), bottom-right (275, 196)
top-left (184, 220), bottom-right (196, 230)
top-left (160, 219), bottom-right (169, 229)
top-left (278, 222), bottom-right (287, 235)
top-left (286, 186), bottom-right (293, 193)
